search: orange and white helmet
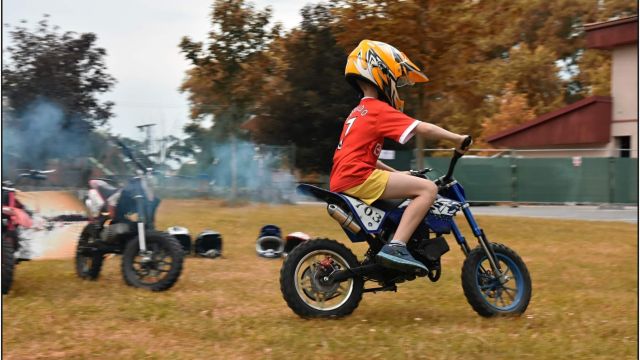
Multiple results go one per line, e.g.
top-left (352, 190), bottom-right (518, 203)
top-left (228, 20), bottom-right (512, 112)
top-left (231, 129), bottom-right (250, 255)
top-left (345, 40), bottom-right (429, 111)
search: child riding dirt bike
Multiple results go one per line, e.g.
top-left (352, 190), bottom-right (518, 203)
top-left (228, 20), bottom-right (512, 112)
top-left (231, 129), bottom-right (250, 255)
top-left (279, 40), bottom-right (531, 319)
top-left (330, 40), bottom-right (469, 273)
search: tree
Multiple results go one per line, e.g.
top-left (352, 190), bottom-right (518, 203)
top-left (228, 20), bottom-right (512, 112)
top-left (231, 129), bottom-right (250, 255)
top-left (2, 15), bottom-right (116, 128)
top-left (251, 3), bottom-right (356, 172)
top-left (179, 0), bottom-right (280, 141)
top-left (2, 16), bottom-right (116, 173)
top-left (476, 82), bottom-right (536, 151)
top-left (330, 0), bottom-right (637, 147)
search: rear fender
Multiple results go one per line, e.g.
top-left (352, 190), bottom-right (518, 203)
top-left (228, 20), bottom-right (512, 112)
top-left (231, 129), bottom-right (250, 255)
top-left (297, 184), bottom-right (388, 242)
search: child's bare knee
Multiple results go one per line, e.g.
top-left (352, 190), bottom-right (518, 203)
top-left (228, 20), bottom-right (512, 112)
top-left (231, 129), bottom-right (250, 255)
top-left (417, 181), bottom-right (437, 199)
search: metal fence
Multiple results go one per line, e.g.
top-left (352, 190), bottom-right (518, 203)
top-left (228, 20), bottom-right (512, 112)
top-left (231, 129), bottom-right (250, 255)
top-left (414, 149), bottom-right (638, 204)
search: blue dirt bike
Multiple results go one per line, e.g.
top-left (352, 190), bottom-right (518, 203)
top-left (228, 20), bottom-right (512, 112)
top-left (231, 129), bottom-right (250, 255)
top-left (280, 137), bottom-right (532, 318)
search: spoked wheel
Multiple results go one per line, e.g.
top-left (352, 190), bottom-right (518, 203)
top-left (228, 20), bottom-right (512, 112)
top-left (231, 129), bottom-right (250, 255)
top-left (75, 225), bottom-right (104, 280)
top-left (461, 243), bottom-right (532, 317)
top-left (280, 238), bottom-right (363, 318)
top-left (121, 231), bottom-right (184, 291)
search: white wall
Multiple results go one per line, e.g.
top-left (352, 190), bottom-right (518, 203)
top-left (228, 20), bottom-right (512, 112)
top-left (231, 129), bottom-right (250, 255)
top-left (611, 44), bottom-right (638, 121)
top-left (608, 43), bottom-right (638, 158)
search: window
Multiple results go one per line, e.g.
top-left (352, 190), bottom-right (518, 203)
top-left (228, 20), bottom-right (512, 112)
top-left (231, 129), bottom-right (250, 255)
top-left (614, 136), bottom-right (631, 158)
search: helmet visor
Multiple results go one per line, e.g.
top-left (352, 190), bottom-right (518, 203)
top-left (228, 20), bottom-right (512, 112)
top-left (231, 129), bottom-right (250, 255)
top-left (396, 75), bottom-right (414, 88)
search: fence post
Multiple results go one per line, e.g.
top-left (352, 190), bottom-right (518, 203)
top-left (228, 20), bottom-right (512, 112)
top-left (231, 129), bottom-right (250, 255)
top-left (510, 149), bottom-right (518, 207)
top-left (607, 156), bottom-right (615, 204)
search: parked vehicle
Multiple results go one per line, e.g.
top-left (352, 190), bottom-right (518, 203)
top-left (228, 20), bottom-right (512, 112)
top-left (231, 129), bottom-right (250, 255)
top-left (280, 137), bottom-right (532, 318)
top-left (2, 169), bottom-right (54, 294)
top-left (76, 140), bottom-right (183, 291)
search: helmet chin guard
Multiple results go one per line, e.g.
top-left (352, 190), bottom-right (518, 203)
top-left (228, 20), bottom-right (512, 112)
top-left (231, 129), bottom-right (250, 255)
top-left (256, 225), bottom-right (285, 258)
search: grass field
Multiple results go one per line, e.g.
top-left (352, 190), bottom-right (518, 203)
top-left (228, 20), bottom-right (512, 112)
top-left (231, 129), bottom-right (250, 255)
top-left (2, 199), bottom-right (637, 359)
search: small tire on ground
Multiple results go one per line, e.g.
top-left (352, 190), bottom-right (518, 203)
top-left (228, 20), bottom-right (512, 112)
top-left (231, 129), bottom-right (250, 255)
top-left (280, 238), bottom-right (364, 318)
top-left (121, 231), bottom-right (184, 291)
top-left (75, 225), bottom-right (104, 280)
top-left (2, 235), bottom-right (16, 295)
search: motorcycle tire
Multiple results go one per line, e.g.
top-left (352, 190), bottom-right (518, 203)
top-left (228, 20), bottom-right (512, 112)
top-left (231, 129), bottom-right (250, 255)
top-left (280, 238), bottom-right (363, 318)
top-left (2, 234), bottom-right (15, 295)
top-left (75, 224), bottom-right (104, 280)
top-left (121, 231), bottom-right (184, 291)
top-left (461, 242), bottom-right (532, 317)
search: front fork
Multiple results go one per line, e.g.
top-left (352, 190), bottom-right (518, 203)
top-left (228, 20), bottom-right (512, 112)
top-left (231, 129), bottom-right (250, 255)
top-left (451, 205), bottom-right (506, 282)
top-left (134, 195), bottom-right (150, 259)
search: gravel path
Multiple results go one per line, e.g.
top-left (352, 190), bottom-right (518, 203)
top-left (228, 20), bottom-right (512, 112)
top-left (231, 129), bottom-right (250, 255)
top-left (297, 201), bottom-right (638, 223)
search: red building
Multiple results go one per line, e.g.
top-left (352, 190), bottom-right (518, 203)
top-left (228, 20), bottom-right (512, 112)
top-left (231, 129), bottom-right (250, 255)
top-left (487, 15), bottom-right (638, 158)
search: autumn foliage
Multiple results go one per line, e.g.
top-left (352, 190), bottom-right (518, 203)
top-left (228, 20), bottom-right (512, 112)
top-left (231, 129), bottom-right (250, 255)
top-left (179, 0), bottom-right (637, 172)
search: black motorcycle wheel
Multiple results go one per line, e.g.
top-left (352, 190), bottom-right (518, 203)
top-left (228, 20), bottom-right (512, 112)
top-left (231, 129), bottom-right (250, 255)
top-left (75, 225), bottom-right (104, 280)
top-left (121, 231), bottom-right (184, 291)
top-left (461, 243), bottom-right (532, 317)
top-left (280, 238), bottom-right (364, 318)
top-left (2, 234), bottom-right (16, 295)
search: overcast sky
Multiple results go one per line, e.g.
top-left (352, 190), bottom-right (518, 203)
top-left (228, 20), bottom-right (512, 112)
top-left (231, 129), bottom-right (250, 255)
top-left (2, 0), bottom-right (305, 141)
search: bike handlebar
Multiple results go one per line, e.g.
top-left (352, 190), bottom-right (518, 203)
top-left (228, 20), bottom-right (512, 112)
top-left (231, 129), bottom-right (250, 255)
top-left (18, 169), bottom-right (55, 181)
top-left (409, 136), bottom-right (473, 185)
top-left (442, 135), bottom-right (473, 183)
top-left (115, 139), bottom-right (149, 174)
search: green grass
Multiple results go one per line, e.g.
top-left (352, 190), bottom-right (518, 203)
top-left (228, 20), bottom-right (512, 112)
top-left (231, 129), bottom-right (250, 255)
top-left (2, 199), bottom-right (637, 359)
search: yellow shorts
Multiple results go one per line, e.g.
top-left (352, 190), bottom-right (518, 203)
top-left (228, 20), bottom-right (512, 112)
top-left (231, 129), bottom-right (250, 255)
top-left (343, 169), bottom-right (390, 205)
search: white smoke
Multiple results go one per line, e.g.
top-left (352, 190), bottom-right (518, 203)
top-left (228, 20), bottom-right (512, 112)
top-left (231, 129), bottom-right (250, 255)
top-left (206, 139), bottom-right (297, 203)
top-left (2, 98), bottom-right (92, 176)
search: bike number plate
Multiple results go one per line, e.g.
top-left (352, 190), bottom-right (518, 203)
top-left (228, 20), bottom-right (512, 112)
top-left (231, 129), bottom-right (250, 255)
top-left (343, 196), bottom-right (385, 232)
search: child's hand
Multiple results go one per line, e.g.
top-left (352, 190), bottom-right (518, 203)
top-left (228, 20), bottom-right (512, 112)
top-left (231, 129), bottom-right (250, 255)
top-left (456, 135), bottom-right (473, 154)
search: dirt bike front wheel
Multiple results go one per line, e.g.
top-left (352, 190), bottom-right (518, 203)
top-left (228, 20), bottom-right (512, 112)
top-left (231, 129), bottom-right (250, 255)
top-left (461, 243), bottom-right (532, 317)
top-left (280, 238), bottom-right (364, 318)
top-left (75, 224), bottom-right (104, 280)
top-left (121, 231), bottom-right (184, 291)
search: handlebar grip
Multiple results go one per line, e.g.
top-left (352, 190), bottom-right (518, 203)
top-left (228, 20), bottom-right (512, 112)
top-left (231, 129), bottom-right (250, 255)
top-left (460, 135), bottom-right (473, 151)
top-left (454, 135), bottom-right (473, 156)
top-left (444, 136), bottom-right (472, 182)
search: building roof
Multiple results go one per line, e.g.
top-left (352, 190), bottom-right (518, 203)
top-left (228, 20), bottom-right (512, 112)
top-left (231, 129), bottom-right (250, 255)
top-left (485, 96), bottom-right (613, 148)
top-left (584, 15), bottom-right (638, 49)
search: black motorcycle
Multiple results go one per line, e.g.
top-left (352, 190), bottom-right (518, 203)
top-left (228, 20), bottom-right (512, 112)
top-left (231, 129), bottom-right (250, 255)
top-left (75, 140), bottom-right (184, 291)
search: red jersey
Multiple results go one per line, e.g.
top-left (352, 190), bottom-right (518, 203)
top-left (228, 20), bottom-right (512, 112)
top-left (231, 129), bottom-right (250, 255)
top-left (329, 98), bottom-right (420, 192)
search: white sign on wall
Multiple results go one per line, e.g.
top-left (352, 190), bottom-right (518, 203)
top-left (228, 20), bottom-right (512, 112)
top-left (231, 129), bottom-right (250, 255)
top-left (572, 156), bottom-right (582, 167)
top-left (379, 150), bottom-right (396, 160)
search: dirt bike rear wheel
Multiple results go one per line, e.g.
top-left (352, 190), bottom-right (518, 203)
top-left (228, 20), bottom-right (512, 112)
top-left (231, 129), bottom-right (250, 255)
top-left (2, 234), bottom-right (16, 295)
top-left (121, 231), bottom-right (184, 291)
top-left (461, 243), bottom-right (532, 317)
top-left (280, 238), bottom-right (363, 318)
top-left (75, 224), bottom-right (104, 280)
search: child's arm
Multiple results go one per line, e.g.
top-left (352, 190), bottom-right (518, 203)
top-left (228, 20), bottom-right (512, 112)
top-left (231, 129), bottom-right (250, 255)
top-left (415, 122), bottom-right (467, 151)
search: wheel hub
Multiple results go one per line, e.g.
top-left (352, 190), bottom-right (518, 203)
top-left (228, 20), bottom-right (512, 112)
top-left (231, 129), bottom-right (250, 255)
top-left (310, 266), bottom-right (339, 292)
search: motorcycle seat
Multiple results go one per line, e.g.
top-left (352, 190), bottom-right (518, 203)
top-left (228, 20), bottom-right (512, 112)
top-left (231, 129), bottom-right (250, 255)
top-left (89, 179), bottom-right (119, 200)
top-left (371, 198), bottom-right (406, 211)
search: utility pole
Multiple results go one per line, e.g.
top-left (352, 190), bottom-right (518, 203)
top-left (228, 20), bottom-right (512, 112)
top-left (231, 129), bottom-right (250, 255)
top-left (136, 123), bottom-right (156, 156)
top-left (415, 0), bottom-right (429, 170)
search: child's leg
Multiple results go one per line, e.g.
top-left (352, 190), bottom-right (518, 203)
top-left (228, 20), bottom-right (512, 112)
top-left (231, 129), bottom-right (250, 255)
top-left (379, 172), bottom-right (438, 243)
